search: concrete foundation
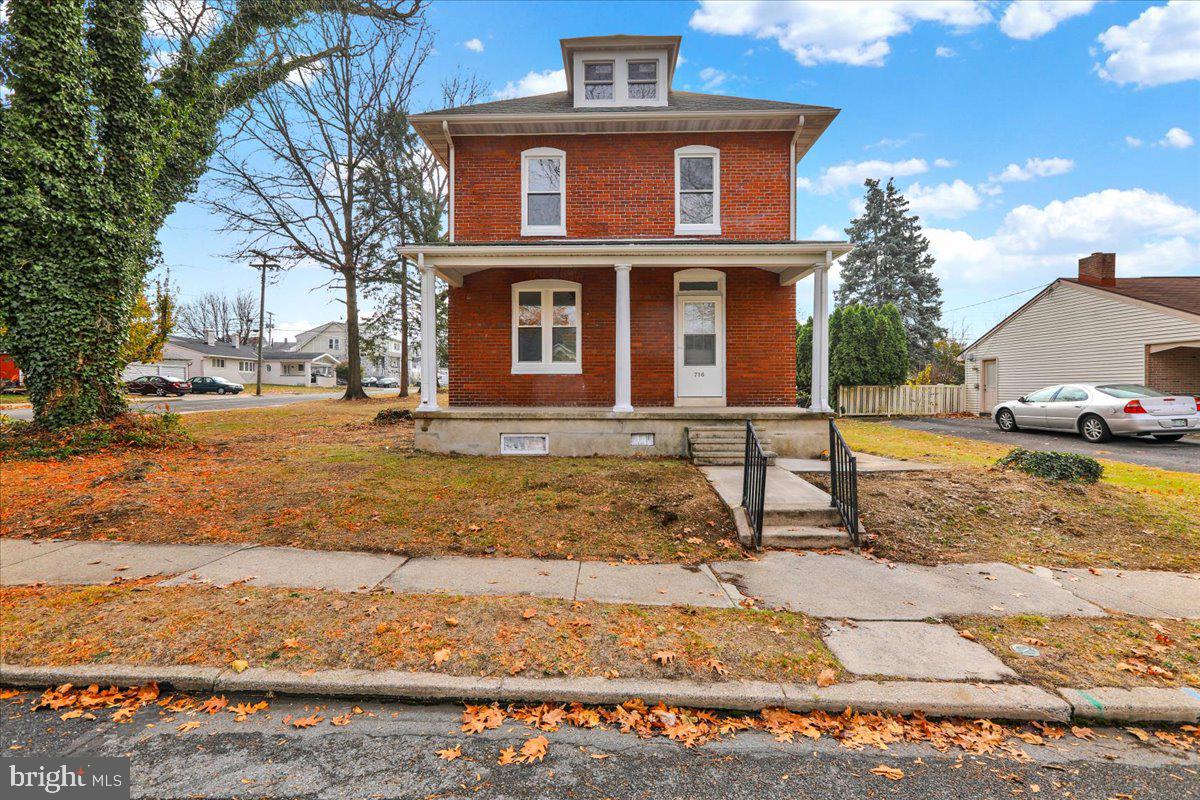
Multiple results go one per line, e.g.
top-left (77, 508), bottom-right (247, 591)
top-left (411, 406), bottom-right (831, 458)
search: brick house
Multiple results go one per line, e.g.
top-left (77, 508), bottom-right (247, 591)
top-left (402, 35), bottom-right (848, 456)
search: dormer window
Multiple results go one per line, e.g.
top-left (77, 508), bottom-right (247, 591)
top-left (627, 61), bottom-right (658, 99)
top-left (583, 62), bottom-right (614, 100)
top-left (521, 147), bottom-right (566, 236)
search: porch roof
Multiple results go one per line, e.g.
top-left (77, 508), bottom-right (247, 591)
top-left (399, 239), bottom-right (852, 287)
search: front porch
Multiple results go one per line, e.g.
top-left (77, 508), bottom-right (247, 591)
top-left (411, 404), bottom-right (832, 457)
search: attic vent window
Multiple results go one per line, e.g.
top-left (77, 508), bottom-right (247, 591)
top-left (627, 61), bottom-right (658, 99)
top-left (583, 62), bottom-right (614, 100)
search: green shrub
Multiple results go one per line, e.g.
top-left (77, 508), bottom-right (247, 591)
top-left (0, 412), bottom-right (190, 461)
top-left (996, 448), bottom-right (1103, 484)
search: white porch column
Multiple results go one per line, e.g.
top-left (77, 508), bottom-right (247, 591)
top-left (809, 250), bottom-right (833, 413)
top-left (613, 263), bottom-right (633, 412)
top-left (417, 253), bottom-right (439, 411)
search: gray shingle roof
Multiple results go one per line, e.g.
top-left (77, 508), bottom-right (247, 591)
top-left (418, 90), bottom-right (836, 118)
top-left (168, 336), bottom-right (330, 361)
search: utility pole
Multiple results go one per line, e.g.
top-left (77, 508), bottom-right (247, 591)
top-left (249, 257), bottom-right (279, 396)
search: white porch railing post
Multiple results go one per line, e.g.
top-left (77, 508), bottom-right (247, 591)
top-left (613, 263), bottom-right (634, 413)
top-left (809, 251), bottom-right (833, 413)
top-left (417, 252), bottom-right (439, 411)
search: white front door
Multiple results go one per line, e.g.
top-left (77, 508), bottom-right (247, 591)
top-left (675, 295), bottom-right (724, 401)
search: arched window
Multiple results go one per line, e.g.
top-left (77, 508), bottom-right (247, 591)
top-left (521, 147), bottom-right (567, 236)
top-left (674, 145), bottom-right (721, 235)
top-left (512, 279), bottom-right (582, 374)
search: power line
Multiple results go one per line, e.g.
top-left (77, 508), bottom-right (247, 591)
top-left (942, 283), bottom-right (1048, 314)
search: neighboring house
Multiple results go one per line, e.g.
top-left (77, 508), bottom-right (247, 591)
top-left (149, 333), bottom-right (339, 387)
top-left (961, 253), bottom-right (1200, 415)
top-left (286, 322), bottom-right (406, 380)
top-left (400, 33), bottom-right (849, 457)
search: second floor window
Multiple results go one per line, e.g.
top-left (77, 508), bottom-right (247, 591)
top-left (521, 148), bottom-right (566, 236)
top-left (328, 337), bottom-right (340, 350)
top-left (675, 145), bottom-right (721, 235)
top-left (583, 62), bottom-right (613, 99)
top-left (627, 61), bottom-right (657, 99)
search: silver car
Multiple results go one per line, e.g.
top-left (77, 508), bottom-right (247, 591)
top-left (992, 383), bottom-right (1200, 443)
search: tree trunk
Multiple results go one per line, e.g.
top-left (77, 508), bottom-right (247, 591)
top-left (341, 268), bottom-right (369, 401)
top-left (399, 260), bottom-right (410, 398)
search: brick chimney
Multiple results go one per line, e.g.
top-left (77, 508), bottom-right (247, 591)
top-left (204, 328), bottom-right (216, 346)
top-left (1078, 252), bottom-right (1116, 287)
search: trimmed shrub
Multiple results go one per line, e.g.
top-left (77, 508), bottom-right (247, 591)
top-left (996, 448), bottom-right (1103, 484)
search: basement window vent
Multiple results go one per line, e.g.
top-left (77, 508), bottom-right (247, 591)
top-left (500, 433), bottom-right (549, 456)
top-left (630, 433), bottom-right (655, 447)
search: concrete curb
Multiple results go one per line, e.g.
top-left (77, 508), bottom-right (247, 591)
top-left (0, 662), bottom-right (1107, 723)
top-left (1059, 686), bottom-right (1200, 724)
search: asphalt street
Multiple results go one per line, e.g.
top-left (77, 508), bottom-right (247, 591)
top-left (3, 692), bottom-right (1197, 799)
top-left (0, 389), bottom-right (400, 421)
top-left (885, 414), bottom-right (1200, 473)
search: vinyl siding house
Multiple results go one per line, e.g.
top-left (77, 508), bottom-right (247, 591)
top-left (286, 322), bottom-right (406, 380)
top-left (160, 334), bottom-right (339, 387)
top-left (399, 33), bottom-right (848, 458)
top-left (961, 253), bottom-right (1200, 415)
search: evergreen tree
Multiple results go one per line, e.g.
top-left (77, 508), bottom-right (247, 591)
top-left (837, 178), bottom-right (946, 372)
top-left (872, 304), bottom-right (908, 385)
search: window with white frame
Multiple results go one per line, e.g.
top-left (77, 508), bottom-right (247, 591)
top-left (674, 145), bottom-right (720, 235)
top-left (328, 337), bottom-right (340, 350)
top-left (521, 148), bottom-right (566, 236)
top-left (627, 60), bottom-right (657, 99)
top-left (212, 358), bottom-right (225, 368)
top-left (238, 361), bottom-right (254, 372)
top-left (512, 280), bottom-right (581, 374)
top-left (583, 61), bottom-right (614, 100)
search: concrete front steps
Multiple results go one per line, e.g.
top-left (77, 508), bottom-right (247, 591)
top-left (701, 465), bottom-right (851, 550)
top-left (687, 425), bottom-right (777, 466)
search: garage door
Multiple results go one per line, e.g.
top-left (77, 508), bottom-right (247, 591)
top-left (121, 363), bottom-right (187, 382)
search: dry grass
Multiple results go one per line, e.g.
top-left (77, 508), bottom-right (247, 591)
top-left (808, 468), bottom-right (1199, 570)
top-left (958, 614), bottom-right (1200, 690)
top-left (0, 584), bottom-right (838, 684)
top-left (0, 397), bottom-right (739, 563)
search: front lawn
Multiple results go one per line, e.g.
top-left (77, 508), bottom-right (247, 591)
top-left (0, 398), bottom-right (739, 563)
top-left (832, 419), bottom-right (1199, 571)
top-left (958, 614), bottom-right (1200, 690)
top-left (0, 584), bottom-right (838, 684)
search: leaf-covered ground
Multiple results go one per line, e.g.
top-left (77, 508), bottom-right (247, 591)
top-left (0, 584), bottom-right (837, 684)
top-left (0, 397), bottom-right (739, 563)
top-left (958, 614), bottom-right (1200, 690)
top-left (808, 469), bottom-right (1200, 570)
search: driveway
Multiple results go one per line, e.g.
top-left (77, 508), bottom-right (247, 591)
top-left (883, 415), bottom-right (1200, 473)
top-left (0, 389), bottom-right (400, 421)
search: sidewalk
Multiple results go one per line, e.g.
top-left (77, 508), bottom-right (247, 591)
top-left (4, 537), bottom-right (1198, 619)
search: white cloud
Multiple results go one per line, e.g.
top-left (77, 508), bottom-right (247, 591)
top-left (689, 0), bottom-right (992, 67)
top-left (493, 68), bottom-right (566, 100)
top-left (698, 67), bottom-right (731, 90)
top-left (935, 45), bottom-right (957, 58)
top-left (999, 0), bottom-right (1097, 40)
top-left (463, 38), bottom-right (484, 53)
top-left (865, 134), bottom-right (921, 150)
top-left (989, 156), bottom-right (1075, 182)
top-left (927, 188), bottom-right (1200, 282)
top-left (1159, 127), bottom-right (1194, 148)
top-left (1125, 135), bottom-right (1144, 148)
top-left (798, 158), bottom-right (929, 194)
top-left (905, 179), bottom-right (982, 219)
top-left (933, 158), bottom-right (956, 168)
top-left (810, 224), bottom-right (842, 240)
top-left (677, 53), bottom-right (688, 65)
top-left (144, 0), bottom-right (219, 39)
top-left (1096, 0), bottom-right (1200, 88)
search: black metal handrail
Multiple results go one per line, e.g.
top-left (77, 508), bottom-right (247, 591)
top-left (741, 419), bottom-right (767, 550)
top-left (828, 419), bottom-right (861, 549)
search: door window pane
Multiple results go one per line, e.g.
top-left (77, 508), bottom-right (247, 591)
top-left (684, 335), bottom-right (716, 366)
top-left (684, 302), bottom-right (716, 334)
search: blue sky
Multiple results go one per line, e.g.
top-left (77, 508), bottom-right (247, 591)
top-left (161, 0), bottom-right (1200, 343)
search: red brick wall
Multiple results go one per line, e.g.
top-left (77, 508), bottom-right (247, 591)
top-left (453, 132), bottom-right (792, 241)
top-left (448, 268), bottom-right (796, 406)
top-left (1146, 346), bottom-right (1200, 394)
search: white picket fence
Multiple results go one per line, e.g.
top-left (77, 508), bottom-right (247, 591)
top-left (837, 384), bottom-right (966, 416)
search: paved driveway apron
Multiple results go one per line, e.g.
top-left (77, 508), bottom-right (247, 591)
top-left (882, 415), bottom-right (1200, 473)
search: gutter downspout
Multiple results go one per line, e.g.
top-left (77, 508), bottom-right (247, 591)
top-left (789, 115), bottom-right (804, 241)
top-left (442, 121), bottom-right (455, 243)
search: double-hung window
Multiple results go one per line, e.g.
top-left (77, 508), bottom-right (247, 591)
top-left (674, 145), bottom-right (721, 235)
top-left (512, 280), bottom-right (581, 374)
top-left (521, 147), bottom-right (566, 236)
top-left (627, 61), bottom-right (658, 99)
top-left (583, 61), bottom-right (614, 100)
top-left (238, 361), bottom-right (254, 373)
top-left (328, 337), bottom-right (340, 350)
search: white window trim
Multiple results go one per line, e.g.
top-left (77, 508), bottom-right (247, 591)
top-left (582, 59), bottom-right (615, 101)
top-left (626, 59), bottom-right (658, 100)
top-left (571, 49), bottom-right (668, 108)
top-left (238, 361), bottom-right (254, 373)
top-left (511, 279), bottom-right (582, 375)
top-left (520, 147), bottom-right (567, 237)
top-left (674, 145), bottom-right (721, 236)
top-left (212, 358), bottom-right (225, 368)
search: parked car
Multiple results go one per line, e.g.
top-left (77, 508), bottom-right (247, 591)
top-left (992, 383), bottom-right (1200, 443)
top-left (361, 376), bottom-right (379, 387)
top-left (188, 376), bottom-right (244, 395)
top-left (375, 376), bottom-right (400, 388)
top-left (126, 375), bottom-right (190, 397)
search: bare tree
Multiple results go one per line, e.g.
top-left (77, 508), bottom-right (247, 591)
top-left (176, 290), bottom-right (258, 342)
top-left (206, 9), bottom-right (430, 400)
top-left (360, 71), bottom-right (486, 396)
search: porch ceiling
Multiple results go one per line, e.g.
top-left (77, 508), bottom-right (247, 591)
top-left (400, 240), bottom-right (851, 287)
